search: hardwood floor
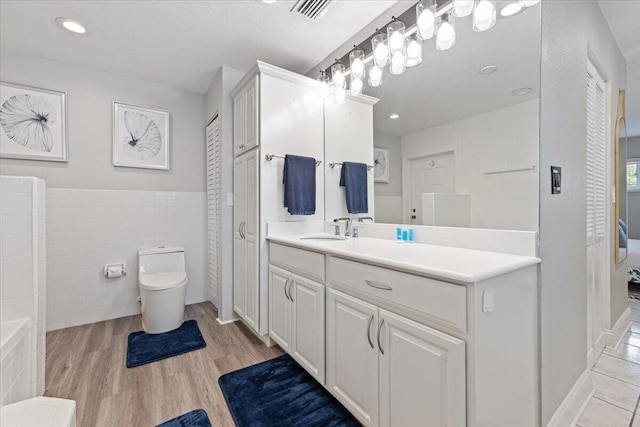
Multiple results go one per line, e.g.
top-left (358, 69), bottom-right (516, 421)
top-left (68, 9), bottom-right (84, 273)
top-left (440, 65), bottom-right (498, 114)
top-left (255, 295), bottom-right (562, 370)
top-left (44, 302), bottom-right (284, 426)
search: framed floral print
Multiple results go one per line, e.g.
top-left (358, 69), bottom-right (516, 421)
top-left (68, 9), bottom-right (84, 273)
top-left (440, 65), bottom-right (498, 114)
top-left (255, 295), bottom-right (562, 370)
top-left (113, 102), bottom-right (169, 170)
top-left (0, 81), bottom-right (68, 162)
top-left (373, 147), bottom-right (389, 183)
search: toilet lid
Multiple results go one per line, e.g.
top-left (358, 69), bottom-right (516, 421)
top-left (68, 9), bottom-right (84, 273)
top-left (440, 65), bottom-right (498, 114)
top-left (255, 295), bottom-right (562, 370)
top-left (139, 271), bottom-right (188, 291)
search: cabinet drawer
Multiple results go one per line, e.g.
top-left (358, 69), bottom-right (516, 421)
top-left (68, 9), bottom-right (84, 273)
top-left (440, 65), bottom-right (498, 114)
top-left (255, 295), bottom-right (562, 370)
top-left (328, 257), bottom-right (467, 333)
top-left (270, 243), bottom-right (325, 282)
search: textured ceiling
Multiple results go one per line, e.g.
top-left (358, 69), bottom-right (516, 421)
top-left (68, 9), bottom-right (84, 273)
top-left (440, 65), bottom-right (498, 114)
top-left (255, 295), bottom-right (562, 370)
top-left (0, 0), bottom-right (400, 94)
top-left (598, 0), bottom-right (640, 137)
top-left (365, 3), bottom-right (541, 137)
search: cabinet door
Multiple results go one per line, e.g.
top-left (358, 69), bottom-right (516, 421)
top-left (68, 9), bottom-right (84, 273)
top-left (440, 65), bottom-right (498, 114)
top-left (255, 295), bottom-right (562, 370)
top-left (244, 76), bottom-right (259, 152)
top-left (243, 149), bottom-right (260, 331)
top-left (291, 274), bottom-right (325, 384)
top-left (233, 92), bottom-right (245, 157)
top-left (268, 265), bottom-right (291, 351)
top-left (233, 156), bottom-right (246, 317)
top-left (378, 309), bottom-right (466, 427)
top-left (327, 289), bottom-right (379, 427)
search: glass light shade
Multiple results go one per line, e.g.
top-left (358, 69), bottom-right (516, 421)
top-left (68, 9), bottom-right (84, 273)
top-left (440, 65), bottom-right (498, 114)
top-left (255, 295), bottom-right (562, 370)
top-left (452, 0), bottom-right (475, 17)
top-left (473, 0), bottom-right (496, 32)
top-left (500, 2), bottom-right (523, 17)
top-left (331, 63), bottom-right (346, 88)
top-left (387, 20), bottom-right (406, 54)
top-left (349, 49), bottom-right (366, 80)
top-left (335, 87), bottom-right (346, 104)
top-left (436, 14), bottom-right (456, 51)
top-left (406, 36), bottom-right (422, 67)
top-left (372, 33), bottom-right (389, 68)
top-left (350, 77), bottom-right (363, 96)
top-left (368, 64), bottom-right (383, 87)
top-left (416, 0), bottom-right (437, 40)
top-left (317, 73), bottom-right (330, 98)
top-left (519, 0), bottom-right (540, 6)
top-left (390, 51), bottom-right (406, 75)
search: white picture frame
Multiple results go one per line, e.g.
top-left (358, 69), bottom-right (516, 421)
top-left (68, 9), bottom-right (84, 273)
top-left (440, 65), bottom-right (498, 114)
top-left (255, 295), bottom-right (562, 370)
top-left (0, 81), bottom-right (68, 162)
top-left (374, 147), bottom-right (390, 183)
top-left (113, 102), bottom-right (169, 170)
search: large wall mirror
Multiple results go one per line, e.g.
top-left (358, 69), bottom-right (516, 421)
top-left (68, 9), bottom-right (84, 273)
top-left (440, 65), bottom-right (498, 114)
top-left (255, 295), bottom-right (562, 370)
top-left (616, 89), bottom-right (628, 264)
top-left (361, 1), bottom-right (541, 232)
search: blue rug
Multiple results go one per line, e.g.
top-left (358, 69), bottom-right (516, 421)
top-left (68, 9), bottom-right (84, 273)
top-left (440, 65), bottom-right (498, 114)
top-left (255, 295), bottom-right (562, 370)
top-left (218, 354), bottom-right (360, 427)
top-left (156, 409), bottom-right (211, 427)
top-left (126, 320), bottom-right (206, 368)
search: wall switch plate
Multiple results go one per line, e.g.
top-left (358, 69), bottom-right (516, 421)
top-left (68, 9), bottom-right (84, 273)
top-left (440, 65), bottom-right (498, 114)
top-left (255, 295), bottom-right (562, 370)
top-left (227, 194), bottom-right (234, 207)
top-left (551, 166), bottom-right (561, 194)
top-left (482, 289), bottom-right (494, 313)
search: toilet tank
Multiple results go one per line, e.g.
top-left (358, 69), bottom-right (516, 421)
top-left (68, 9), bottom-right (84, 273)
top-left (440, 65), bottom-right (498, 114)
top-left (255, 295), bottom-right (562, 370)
top-left (138, 246), bottom-right (185, 275)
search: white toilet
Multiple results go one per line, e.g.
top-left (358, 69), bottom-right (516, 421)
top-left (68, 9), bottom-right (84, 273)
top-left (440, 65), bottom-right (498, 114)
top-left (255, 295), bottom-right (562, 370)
top-left (138, 246), bottom-right (188, 334)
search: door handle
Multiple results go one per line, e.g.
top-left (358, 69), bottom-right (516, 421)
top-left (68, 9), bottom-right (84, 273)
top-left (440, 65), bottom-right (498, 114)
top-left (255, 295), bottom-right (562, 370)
top-left (411, 215), bottom-right (417, 219)
top-left (238, 222), bottom-right (243, 238)
top-left (288, 279), bottom-right (294, 302)
top-left (367, 314), bottom-right (374, 349)
top-left (365, 280), bottom-right (393, 291)
top-left (284, 278), bottom-right (290, 301)
top-left (377, 318), bottom-right (385, 355)
top-left (240, 222), bottom-right (246, 239)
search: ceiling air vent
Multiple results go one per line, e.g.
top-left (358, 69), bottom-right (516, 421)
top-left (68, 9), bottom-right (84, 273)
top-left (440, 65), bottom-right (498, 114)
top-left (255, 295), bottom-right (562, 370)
top-left (290, 0), bottom-right (336, 23)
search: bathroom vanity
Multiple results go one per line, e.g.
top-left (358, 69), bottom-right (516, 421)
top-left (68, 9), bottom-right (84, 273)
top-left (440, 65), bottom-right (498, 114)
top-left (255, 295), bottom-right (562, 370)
top-left (267, 230), bottom-right (540, 427)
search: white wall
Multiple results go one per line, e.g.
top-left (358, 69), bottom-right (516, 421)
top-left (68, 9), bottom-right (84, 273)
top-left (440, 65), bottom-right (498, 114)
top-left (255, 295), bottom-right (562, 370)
top-left (629, 136), bottom-right (640, 239)
top-left (0, 52), bottom-right (210, 329)
top-left (0, 51), bottom-right (205, 192)
top-left (401, 99), bottom-right (540, 231)
top-left (539, 1), bottom-right (627, 424)
top-left (204, 66), bottom-right (244, 323)
top-left (0, 176), bottom-right (46, 398)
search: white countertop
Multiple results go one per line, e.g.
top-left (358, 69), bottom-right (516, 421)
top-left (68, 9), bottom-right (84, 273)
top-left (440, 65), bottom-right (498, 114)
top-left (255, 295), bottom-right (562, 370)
top-left (267, 234), bottom-right (541, 284)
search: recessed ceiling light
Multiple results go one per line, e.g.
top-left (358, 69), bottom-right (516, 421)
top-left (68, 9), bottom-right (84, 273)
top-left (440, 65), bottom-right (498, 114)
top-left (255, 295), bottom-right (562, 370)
top-left (511, 87), bottom-right (533, 96)
top-left (389, 114), bottom-right (400, 120)
top-left (500, 2), bottom-right (523, 17)
top-left (55, 17), bottom-right (87, 34)
top-left (479, 65), bottom-right (498, 74)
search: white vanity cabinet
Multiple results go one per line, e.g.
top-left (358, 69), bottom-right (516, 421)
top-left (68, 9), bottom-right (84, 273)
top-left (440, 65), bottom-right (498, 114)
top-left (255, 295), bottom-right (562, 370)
top-left (233, 75), bottom-right (259, 157)
top-left (327, 288), bottom-right (466, 427)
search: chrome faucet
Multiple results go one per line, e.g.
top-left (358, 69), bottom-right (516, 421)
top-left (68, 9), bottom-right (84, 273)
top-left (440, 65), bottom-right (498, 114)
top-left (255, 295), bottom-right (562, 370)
top-left (333, 217), bottom-right (352, 237)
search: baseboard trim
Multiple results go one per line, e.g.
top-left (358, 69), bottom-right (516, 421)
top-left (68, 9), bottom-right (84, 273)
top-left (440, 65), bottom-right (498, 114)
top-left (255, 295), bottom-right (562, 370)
top-left (547, 368), bottom-right (594, 427)
top-left (216, 317), bottom-right (239, 325)
top-left (606, 308), bottom-right (632, 349)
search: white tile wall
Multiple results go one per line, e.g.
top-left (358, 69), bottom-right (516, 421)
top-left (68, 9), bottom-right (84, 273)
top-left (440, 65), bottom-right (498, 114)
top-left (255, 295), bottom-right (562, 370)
top-left (46, 189), bottom-right (208, 331)
top-left (0, 176), bottom-right (45, 398)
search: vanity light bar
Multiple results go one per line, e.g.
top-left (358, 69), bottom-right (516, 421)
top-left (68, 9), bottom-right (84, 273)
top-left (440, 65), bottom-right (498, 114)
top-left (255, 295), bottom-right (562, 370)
top-left (329, 161), bottom-right (374, 170)
top-left (265, 153), bottom-right (322, 166)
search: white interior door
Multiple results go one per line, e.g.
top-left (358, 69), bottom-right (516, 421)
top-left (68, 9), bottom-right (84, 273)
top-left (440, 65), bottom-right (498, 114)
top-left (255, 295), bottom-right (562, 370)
top-left (409, 152), bottom-right (455, 224)
top-left (586, 60), bottom-right (609, 364)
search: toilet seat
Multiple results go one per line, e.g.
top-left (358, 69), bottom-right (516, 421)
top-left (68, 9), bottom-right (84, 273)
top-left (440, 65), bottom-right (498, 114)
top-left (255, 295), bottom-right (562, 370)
top-left (139, 271), bottom-right (187, 291)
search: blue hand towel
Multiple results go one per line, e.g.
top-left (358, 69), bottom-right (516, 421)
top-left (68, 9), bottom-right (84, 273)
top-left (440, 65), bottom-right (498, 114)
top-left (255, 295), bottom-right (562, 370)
top-left (340, 161), bottom-right (368, 214)
top-left (283, 154), bottom-right (316, 215)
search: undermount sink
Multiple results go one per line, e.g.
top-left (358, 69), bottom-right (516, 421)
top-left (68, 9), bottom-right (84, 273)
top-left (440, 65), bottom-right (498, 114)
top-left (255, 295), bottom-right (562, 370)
top-left (300, 235), bottom-right (349, 241)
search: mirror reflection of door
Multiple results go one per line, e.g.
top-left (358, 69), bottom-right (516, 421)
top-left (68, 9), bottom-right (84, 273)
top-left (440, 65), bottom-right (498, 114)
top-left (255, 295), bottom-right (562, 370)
top-left (409, 152), bottom-right (455, 224)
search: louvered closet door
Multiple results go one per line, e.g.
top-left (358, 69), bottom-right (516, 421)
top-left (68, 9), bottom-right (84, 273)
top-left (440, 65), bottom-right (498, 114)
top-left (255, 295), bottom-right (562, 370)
top-left (206, 116), bottom-right (222, 310)
top-left (586, 60), bottom-right (608, 362)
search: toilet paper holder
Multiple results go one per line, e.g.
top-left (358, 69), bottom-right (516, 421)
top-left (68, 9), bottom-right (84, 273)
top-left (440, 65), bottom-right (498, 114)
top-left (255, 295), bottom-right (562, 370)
top-left (104, 263), bottom-right (126, 278)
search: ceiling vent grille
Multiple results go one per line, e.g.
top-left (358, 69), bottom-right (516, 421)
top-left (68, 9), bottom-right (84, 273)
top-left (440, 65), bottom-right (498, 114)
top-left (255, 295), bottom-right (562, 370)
top-left (290, 0), bottom-right (336, 23)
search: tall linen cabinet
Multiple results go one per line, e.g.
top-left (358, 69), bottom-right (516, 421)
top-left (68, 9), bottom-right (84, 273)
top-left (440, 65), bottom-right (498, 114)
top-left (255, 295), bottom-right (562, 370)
top-left (231, 62), bottom-right (325, 338)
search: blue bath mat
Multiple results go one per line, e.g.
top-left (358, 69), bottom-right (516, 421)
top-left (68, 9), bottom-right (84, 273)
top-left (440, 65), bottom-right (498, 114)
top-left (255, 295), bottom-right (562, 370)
top-left (126, 320), bottom-right (206, 368)
top-left (156, 409), bottom-right (211, 427)
top-left (218, 354), bottom-right (359, 426)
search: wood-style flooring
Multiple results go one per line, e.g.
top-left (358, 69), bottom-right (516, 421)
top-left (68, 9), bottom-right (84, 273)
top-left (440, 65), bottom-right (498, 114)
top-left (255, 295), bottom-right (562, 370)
top-left (44, 302), bottom-right (284, 426)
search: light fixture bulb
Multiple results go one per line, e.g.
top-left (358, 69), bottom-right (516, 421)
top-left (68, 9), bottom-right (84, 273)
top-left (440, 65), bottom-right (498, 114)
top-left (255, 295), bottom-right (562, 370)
top-left (390, 52), bottom-right (406, 75)
top-left (350, 78), bottom-right (363, 96)
top-left (389, 31), bottom-right (404, 51)
top-left (452, 0), bottom-right (475, 17)
top-left (335, 87), bottom-right (346, 104)
top-left (352, 58), bottom-right (365, 78)
top-left (436, 14), bottom-right (456, 51)
top-left (331, 63), bottom-right (346, 88)
top-left (417, 9), bottom-right (435, 34)
top-left (368, 65), bottom-right (383, 87)
top-left (519, 0), bottom-right (540, 6)
top-left (56, 18), bottom-right (87, 34)
top-left (333, 71), bottom-right (345, 87)
top-left (374, 43), bottom-right (389, 66)
top-left (416, 0), bottom-right (437, 40)
top-left (473, 0), bottom-right (496, 32)
top-left (500, 2), bottom-right (523, 17)
top-left (406, 38), bottom-right (422, 67)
